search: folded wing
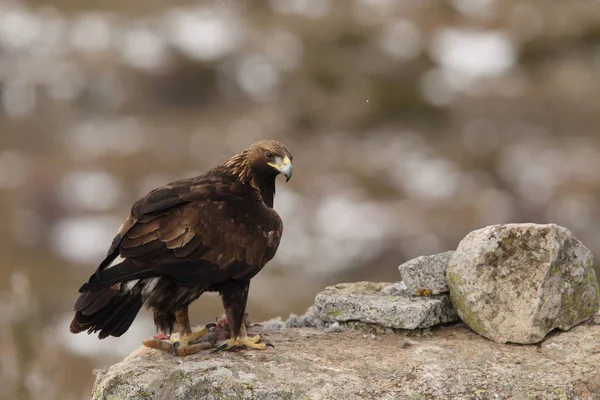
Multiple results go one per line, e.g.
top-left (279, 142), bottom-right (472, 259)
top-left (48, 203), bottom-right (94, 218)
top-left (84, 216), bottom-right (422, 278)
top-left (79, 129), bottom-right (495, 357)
top-left (79, 177), bottom-right (282, 292)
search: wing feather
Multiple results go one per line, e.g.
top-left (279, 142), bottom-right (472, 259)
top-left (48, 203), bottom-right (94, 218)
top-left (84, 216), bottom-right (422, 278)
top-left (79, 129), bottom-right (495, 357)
top-left (84, 174), bottom-right (283, 290)
top-left (158, 215), bottom-right (184, 231)
top-left (120, 232), bottom-right (159, 248)
top-left (158, 226), bottom-right (187, 242)
top-left (126, 219), bottom-right (161, 239)
top-left (120, 237), bottom-right (166, 258)
top-left (165, 229), bottom-right (195, 249)
top-left (173, 235), bottom-right (203, 258)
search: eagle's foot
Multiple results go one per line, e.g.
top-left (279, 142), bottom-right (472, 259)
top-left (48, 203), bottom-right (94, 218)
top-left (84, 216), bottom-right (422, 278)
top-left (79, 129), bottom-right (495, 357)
top-left (171, 340), bottom-right (213, 356)
top-left (180, 323), bottom-right (216, 345)
top-left (141, 339), bottom-right (212, 356)
top-left (246, 335), bottom-right (263, 344)
top-left (212, 334), bottom-right (274, 352)
top-left (142, 323), bottom-right (216, 356)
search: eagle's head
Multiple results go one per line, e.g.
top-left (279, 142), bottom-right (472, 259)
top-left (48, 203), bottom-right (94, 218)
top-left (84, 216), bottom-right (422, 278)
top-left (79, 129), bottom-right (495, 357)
top-left (224, 140), bottom-right (293, 186)
top-left (250, 140), bottom-right (293, 182)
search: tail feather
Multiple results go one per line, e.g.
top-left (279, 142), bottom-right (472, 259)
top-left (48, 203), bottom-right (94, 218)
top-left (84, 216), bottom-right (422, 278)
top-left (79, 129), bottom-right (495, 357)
top-left (109, 296), bottom-right (144, 338)
top-left (74, 287), bottom-right (116, 314)
top-left (86, 292), bottom-right (134, 334)
top-left (70, 283), bottom-right (144, 339)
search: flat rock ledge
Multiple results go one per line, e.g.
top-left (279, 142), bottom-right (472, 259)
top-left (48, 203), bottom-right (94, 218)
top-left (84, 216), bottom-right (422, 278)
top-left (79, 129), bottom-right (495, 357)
top-left (315, 281), bottom-right (458, 330)
top-left (93, 315), bottom-right (600, 400)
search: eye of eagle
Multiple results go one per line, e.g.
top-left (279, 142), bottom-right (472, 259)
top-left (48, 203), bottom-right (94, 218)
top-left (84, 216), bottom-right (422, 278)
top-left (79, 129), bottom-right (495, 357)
top-left (265, 151), bottom-right (275, 161)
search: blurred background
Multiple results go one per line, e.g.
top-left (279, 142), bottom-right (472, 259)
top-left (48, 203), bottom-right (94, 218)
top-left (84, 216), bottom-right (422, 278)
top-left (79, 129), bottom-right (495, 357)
top-left (1, 0), bottom-right (600, 398)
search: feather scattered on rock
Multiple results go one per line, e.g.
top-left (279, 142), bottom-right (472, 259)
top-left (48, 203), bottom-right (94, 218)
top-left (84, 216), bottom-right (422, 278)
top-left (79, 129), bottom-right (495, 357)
top-left (261, 305), bottom-right (335, 332)
top-left (262, 317), bottom-right (285, 332)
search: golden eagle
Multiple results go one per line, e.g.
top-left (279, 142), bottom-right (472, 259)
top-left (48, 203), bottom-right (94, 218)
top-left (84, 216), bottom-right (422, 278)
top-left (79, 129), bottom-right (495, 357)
top-left (70, 140), bottom-right (293, 355)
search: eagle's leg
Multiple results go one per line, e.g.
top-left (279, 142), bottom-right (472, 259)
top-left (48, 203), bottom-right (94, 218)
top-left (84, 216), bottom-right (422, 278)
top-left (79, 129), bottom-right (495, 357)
top-left (142, 307), bottom-right (215, 356)
top-left (212, 280), bottom-right (273, 352)
top-left (171, 307), bottom-right (216, 355)
top-left (174, 307), bottom-right (214, 344)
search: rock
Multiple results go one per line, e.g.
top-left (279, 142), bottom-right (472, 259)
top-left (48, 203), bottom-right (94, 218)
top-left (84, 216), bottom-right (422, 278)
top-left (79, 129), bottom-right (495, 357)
top-left (381, 281), bottom-right (407, 296)
top-left (92, 321), bottom-right (600, 399)
top-left (314, 281), bottom-right (459, 330)
top-left (398, 251), bottom-right (454, 295)
top-left (448, 223), bottom-right (600, 344)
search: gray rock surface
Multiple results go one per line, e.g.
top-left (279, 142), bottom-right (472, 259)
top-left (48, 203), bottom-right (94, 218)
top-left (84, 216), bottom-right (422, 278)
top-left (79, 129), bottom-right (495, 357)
top-left (448, 223), bottom-right (600, 344)
top-left (315, 281), bottom-right (458, 329)
top-left (398, 251), bottom-right (454, 295)
top-left (92, 315), bottom-right (600, 400)
top-left (381, 281), bottom-right (407, 295)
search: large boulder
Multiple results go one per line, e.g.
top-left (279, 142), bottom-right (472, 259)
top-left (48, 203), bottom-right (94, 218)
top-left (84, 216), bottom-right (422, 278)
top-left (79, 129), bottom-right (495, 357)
top-left (447, 223), bottom-right (600, 344)
top-left (315, 281), bottom-right (458, 330)
top-left (398, 251), bottom-right (454, 295)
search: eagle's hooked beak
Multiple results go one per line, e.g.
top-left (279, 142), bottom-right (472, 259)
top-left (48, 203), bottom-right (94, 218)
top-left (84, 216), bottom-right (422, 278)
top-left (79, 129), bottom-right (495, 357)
top-left (269, 155), bottom-right (293, 182)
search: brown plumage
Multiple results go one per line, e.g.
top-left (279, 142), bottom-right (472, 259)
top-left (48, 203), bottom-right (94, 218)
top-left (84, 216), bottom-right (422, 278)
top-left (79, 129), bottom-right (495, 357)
top-left (70, 140), bottom-right (293, 354)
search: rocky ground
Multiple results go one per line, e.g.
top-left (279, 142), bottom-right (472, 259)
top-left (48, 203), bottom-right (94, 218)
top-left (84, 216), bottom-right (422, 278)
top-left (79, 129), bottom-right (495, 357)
top-left (93, 313), bottom-right (600, 400)
top-left (92, 224), bottom-right (600, 399)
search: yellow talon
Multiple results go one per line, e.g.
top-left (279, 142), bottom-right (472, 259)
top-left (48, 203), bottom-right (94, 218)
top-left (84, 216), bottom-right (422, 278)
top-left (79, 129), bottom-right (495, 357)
top-left (179, 325), bottom-right (212, 346)
top-left (247, 335), bottom-right (262, 344)
top-left (212, 334), bottom-right (273, 352)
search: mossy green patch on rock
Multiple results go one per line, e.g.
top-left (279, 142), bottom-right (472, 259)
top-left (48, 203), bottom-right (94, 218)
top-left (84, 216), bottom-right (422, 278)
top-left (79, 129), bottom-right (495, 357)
top-left (447, 269), bottom-right (487, 336)
top-left (446, 269), bottom-right (463, 287)
top-left (554, 387), bottom-right (568, 400)
top-left (555, 263), bottom-right (600, 330)
top-left (448, 285), bottom-right (486, 337)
